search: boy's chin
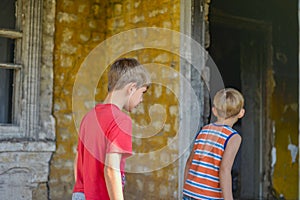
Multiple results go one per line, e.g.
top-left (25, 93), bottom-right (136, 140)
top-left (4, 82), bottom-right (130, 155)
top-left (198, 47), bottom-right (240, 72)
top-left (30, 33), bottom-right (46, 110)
top-left (124, 107), bottom-right (132, 112)
top-left (125, 104), bottom-right (139, 112)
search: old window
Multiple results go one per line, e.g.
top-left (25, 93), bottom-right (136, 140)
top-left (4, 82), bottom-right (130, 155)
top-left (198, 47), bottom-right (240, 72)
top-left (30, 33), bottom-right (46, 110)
top-left (0, 0), bottom-right (55, 197)
top-left (0, 0), bottom-right (21, 125)
top-left (0, 0), bottom-right (46, 139)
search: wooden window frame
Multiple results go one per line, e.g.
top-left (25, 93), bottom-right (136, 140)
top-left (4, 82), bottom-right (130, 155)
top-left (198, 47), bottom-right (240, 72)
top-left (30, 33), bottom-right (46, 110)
top-left (0, 0), bottom-right (46, 139)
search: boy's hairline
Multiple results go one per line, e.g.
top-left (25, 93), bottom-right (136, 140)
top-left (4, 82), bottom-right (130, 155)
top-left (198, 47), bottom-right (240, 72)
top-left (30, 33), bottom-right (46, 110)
top-left (213, 106), bottom-right (243, 119)
top-left (108, 82), bottom-right (151, 92)
top-left (108, 58), bottom-right (151, 92)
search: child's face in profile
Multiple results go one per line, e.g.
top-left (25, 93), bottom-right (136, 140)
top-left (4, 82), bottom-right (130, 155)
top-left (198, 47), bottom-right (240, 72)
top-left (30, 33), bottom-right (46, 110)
top-left (125, 86), bottom-right (148, 112)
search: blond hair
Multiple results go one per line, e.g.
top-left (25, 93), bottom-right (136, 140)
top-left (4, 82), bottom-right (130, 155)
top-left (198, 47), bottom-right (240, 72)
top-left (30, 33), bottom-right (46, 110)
top-left (108, 58), bottom-right (151, 92)
top-left (213, 88), bottom-right (244, 119)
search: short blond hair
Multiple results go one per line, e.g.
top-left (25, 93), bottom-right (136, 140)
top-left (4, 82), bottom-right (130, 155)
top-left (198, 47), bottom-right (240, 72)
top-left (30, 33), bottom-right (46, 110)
top-left (213, 88), bottom-right (244, 119)
top-left (108, 58), bottom-right (151, 92)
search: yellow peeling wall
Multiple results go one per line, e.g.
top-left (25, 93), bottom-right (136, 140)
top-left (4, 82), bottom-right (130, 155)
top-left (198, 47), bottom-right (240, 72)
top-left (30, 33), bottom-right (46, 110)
top-left (50, 0), bottom-right (108, 198)
top-left (48, 1), bottom-right (299, 200)
top-left (272, 97), bottom-right (299, 199)
top-left (50, 0), bottom-right (181, 199)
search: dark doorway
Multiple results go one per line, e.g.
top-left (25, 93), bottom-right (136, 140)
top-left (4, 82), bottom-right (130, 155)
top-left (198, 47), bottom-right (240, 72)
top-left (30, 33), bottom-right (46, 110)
top-left (209, 22), bottom-right (242, 198)
top-left (208, 10), bottom-right (272, 199)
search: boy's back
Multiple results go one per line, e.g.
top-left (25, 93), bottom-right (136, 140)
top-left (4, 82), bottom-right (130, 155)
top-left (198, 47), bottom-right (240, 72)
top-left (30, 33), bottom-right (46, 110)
top-left (72, 58), bottom-right (150, 200)
top-left (183, 88), bottom-right (245, 200)
top-left (74, 104), bottom-right (132, 199)
top-left (183, 123), bottom-right (238, 199)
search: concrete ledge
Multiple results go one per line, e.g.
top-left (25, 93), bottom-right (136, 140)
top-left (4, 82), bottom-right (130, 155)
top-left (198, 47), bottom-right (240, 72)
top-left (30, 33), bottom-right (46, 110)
top-left (0, 141), bottom-right (56, 152)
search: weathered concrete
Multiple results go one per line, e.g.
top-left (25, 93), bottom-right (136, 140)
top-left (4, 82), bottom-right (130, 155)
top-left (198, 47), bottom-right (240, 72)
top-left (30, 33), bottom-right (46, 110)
top-left (0, 0), bottom-right (56, 199)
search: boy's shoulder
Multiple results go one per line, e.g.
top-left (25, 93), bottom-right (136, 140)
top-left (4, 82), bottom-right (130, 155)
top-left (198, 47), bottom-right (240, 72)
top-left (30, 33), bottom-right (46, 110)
top-left (202, 123), bottom-right (238, 134)
top-left (94, 103), bottom-right (131, 123)
top-left (81, 104), bottom-right (130, 122)
top-left (81, 104), bottom-right (132, 132)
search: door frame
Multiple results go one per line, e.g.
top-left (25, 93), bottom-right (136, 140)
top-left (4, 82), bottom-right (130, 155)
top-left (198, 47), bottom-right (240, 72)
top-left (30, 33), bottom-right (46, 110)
top-left (178, 0), bottom-right (208, 198)
top-left (209, 8), bottom-right (274, 199)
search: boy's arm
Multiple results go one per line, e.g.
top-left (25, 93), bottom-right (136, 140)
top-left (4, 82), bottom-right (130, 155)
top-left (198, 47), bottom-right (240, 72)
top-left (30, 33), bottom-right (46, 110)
top-left (104, 153), bottom-right (124, 200)
top-left (74, 152), bottom-right (78, 182)
top-left (184, 148), bottom-right (194, 183)
top-left (220, 134), bottom-right (241, 200)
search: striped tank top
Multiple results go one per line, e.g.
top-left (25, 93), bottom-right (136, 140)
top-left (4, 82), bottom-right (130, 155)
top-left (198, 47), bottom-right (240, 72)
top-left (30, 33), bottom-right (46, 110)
top-left (183, 123), bottom-right (238, 200)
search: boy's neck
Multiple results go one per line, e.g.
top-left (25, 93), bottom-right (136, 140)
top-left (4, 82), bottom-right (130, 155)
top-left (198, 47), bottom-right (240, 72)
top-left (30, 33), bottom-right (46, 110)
top-left (103, 90), bottom-right (126, 110)
top-left (214, 117), bottom-right (238, 127)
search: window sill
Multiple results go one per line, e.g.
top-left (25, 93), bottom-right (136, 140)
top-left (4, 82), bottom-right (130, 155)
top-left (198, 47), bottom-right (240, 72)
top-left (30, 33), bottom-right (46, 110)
top-left (0, 125), bottom-right (23, 138)
top-left (0, 140), bottom-right (56, 152)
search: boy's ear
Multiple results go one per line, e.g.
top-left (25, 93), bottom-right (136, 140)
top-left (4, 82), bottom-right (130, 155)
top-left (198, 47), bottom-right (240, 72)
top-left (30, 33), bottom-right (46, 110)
top-left (212, 107), bottom-right (218, 117)
top-left (237, 108), bottom-right (245, 118)
top-left (127, 82), bottom-right (137, 94)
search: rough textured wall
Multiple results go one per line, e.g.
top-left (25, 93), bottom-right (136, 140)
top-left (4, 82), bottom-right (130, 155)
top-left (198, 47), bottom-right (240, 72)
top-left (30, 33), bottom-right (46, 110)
top-left (270, 1), bottom-right (299, 198)
top-left (32, 0), bottom-right (57, 198)
top-left (50, 0), bottom-right (181, 199)
top-left (106, 3), bottom-right (180, 199)
top-left (50, 0), bottom-right (108, 199)
top-left (0, 0), bottom-right (55, 199)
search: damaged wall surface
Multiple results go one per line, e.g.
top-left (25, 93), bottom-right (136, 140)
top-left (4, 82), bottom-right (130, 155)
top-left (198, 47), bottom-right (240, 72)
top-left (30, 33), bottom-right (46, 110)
top-left (0, 0), bottom-right (298, 199)
top-left (0, 0), bottom-right (56, 199)
top-left (50, 0), bottom-right (182, 199)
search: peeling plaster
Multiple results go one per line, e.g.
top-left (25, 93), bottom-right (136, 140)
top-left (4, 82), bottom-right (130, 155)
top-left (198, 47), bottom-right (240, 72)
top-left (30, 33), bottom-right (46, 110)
top-left (288, 135), bottom-right (298, 163)
top-left (272, 121), bottom-right (276, 134)
top-left (288, 144), bottom-right (298, 163)
top-left (271, 121), bottom-right (276, 174)
top-left (283, 103), bottom-right (298, 113)
top-left (271, 147), bottom-right (276, 168)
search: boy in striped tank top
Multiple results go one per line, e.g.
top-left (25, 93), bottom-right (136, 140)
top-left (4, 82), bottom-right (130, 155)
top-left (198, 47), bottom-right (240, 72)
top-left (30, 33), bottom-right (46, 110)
top-left (183, 88), bottom-right (245, 200)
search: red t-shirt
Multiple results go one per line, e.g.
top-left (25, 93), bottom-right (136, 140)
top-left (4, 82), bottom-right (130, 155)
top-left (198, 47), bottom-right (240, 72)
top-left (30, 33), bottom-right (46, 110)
top-left (73, 104), bottom-right (132, 200)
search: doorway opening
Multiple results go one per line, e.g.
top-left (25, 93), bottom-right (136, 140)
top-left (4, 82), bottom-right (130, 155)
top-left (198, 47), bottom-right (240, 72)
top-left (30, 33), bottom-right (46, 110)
top-left (208, 10), bottom-right (273, 199)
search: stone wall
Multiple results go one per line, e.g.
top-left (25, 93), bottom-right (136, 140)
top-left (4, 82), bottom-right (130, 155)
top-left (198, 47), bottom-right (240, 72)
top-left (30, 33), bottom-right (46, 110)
top-left (0, 0), bottom-right (56, 199)
top-left (50, 0), bottom-right (181, 199)
top-left (49, 0), bottom-right (108, 199)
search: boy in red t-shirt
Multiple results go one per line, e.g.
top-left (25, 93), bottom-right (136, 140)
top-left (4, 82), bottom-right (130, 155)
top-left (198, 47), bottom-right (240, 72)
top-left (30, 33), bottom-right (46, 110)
top-left (72, 58), bottom-right (151, 200)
